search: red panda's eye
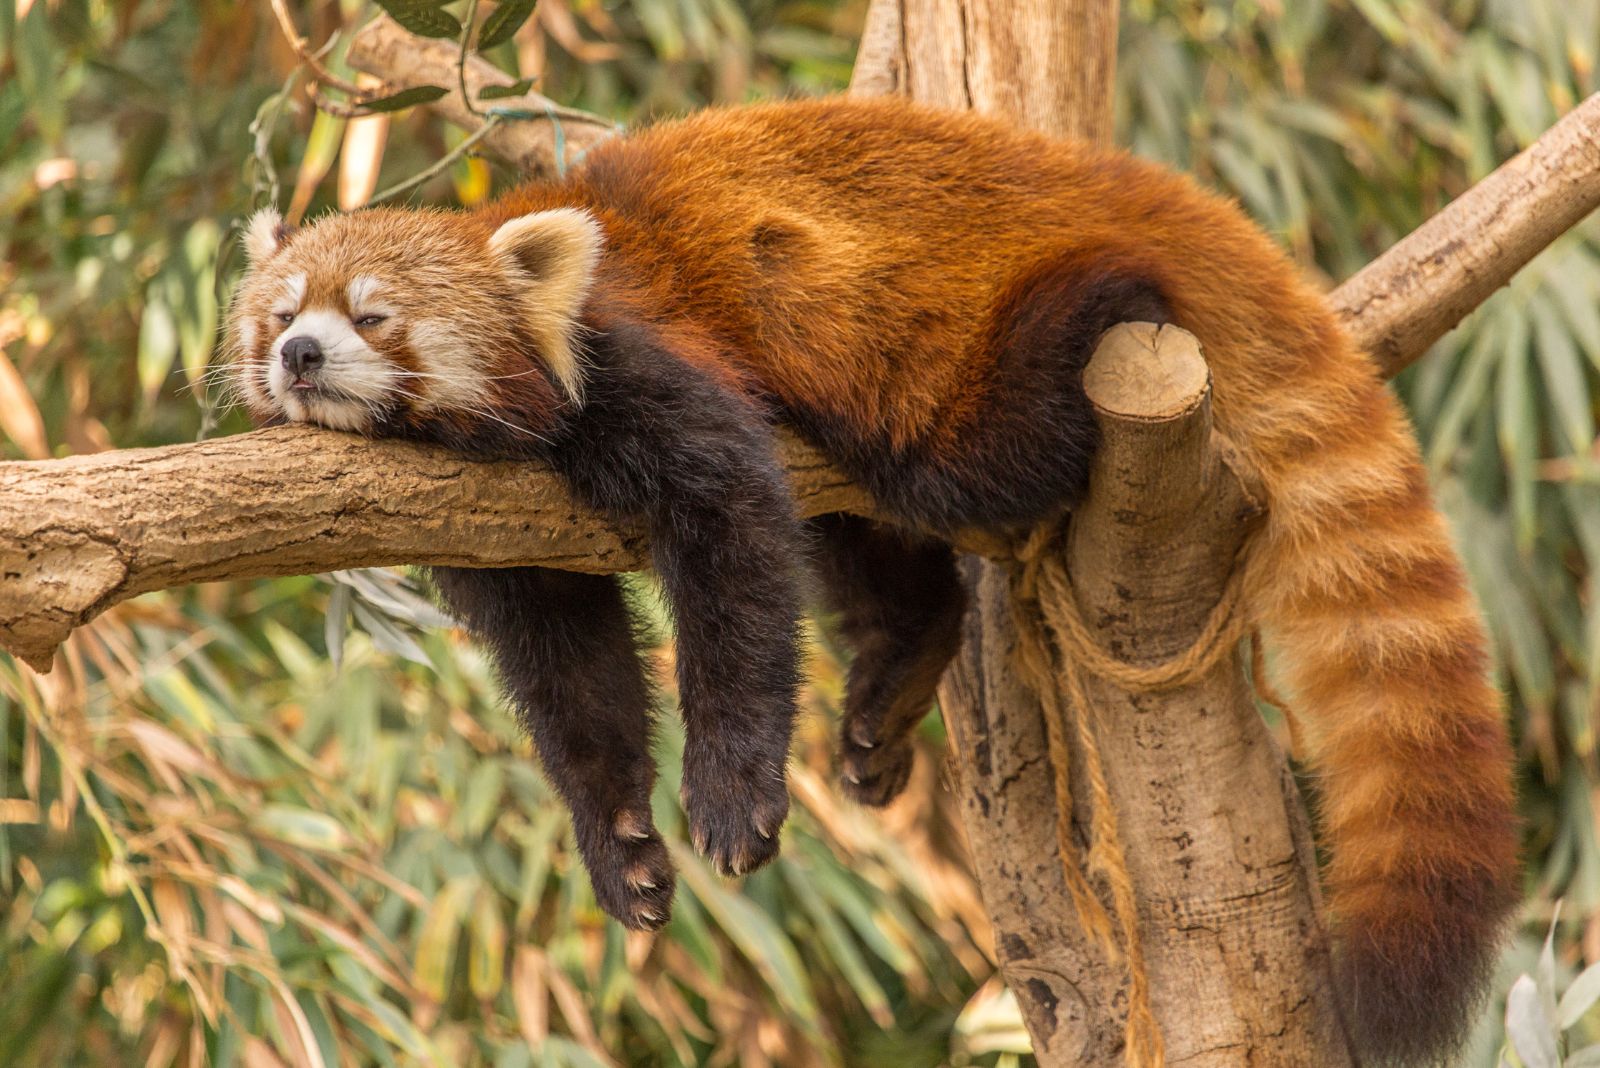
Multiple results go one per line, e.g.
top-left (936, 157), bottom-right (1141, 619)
top-left (354, 315), bottom-right (387, 328)
top-left (274, 312), bottom-right (294, 325)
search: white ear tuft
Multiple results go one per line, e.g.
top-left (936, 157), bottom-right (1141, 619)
top-left (489, 207), bottom-right (604, 284)
top-left (489, 208), bottom-right (605, 403)
top-left (243, 208), bottom-right (289, 265)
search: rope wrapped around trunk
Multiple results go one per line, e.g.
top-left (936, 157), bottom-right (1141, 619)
top-left (1007, 523), bottom-right (1269, 1068)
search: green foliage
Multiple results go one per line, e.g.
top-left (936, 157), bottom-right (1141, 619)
top-left (376, 0), bottom-right (464, 40)
top-left (1, 573), bottom-right (987, 1066)
top-left (477, 0), bottom-right (537, 51)
top-left (361, 85), bottom-right (453, 112)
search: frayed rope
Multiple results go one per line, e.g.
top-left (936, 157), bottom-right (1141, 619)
top-left (1007, 522), bottom-right (1276, 1068)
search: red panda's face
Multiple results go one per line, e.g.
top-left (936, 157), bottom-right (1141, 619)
top-left (224, 206), bottom-right (602, 438)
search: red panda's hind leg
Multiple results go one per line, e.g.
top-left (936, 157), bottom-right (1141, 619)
top-left (430, 566), bottom-right (676, 930)
top-left (810, 514), bottom-right (967, 806)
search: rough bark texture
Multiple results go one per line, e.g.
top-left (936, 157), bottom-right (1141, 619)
top-left (850, 2), bottom-right (1354, 1062)
top-left (0, 428), bottom-right (868, 672)
top-left (1332, 91), bottom-right (1600, 377)
top-left (345, 17), bottom-right (615, 179)
top-left (845, 0), bottom-right (1118, 145)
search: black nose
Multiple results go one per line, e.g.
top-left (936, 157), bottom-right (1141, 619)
top-left (281, 336), bottom-right (324, 377)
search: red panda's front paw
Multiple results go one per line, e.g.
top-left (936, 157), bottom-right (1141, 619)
top-left (680, 766), bottom-right (789, 877)
top-left (582, 808), bottom-right (677, 931)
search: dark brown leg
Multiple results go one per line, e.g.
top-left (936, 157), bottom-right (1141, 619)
top-left (810, 514), bottom-right (967, 806)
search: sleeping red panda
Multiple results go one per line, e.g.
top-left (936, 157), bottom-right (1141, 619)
top-left (225, 96), bottom-right (1518, 1065)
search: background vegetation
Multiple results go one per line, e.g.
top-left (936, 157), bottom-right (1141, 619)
top-left (2, 0), bottom-right (1600, 1064)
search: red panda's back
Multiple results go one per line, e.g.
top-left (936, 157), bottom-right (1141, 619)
top-left (539, 98), bottom-right (1518, 1067)
top-left (531, 96), bottom-right (1332, 454)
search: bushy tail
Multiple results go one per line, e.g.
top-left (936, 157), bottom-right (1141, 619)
top-left (1240, 350), bottom-right (1519, 1065)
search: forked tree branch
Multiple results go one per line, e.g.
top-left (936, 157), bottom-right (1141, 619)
top-left (2, 35), bottom-right (1599, 674)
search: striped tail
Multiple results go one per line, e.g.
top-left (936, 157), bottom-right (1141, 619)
top-left (1242, 350), bottom-right (1519, 1065)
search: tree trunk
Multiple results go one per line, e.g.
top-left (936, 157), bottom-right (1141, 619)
top-left (849, 3), bottom-right (1355, 1063)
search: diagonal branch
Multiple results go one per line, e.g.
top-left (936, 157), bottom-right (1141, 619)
top-left (1332, 92), bottom-right (1600, 377)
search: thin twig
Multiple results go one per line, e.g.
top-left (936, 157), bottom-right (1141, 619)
top-left (268, 0), bottom-right (366, 95)
top-left (310, 88), bottom-right (382, 119)
top-left (368, 115), bottom-right (503, 203)
top-left (458, 0), bottom-right (484, 118)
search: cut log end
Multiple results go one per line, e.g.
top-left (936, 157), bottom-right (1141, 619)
top-left (1082, 323), bottom-right (1209, 421)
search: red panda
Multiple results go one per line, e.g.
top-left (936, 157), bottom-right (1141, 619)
top-left (225, 96), bottom-right (1519, 1065)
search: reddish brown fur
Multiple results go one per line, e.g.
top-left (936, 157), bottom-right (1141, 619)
top-left (514, 98), bottom-right (1518, 1060)
top-left (230, 96), bottom-right (1519, 1062)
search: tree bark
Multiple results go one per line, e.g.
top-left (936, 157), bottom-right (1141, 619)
top-left (844, 0), bottom-right (1118, 145)
top-left (1065, 325), bottom-right (1349, 1062)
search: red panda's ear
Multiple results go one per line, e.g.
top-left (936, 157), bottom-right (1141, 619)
top-left (489, 209), bottom-right (603, 306)
top-left (489, 209), bottom-right (604, 402)
top-left (243, 208), bottom-right (294, 265)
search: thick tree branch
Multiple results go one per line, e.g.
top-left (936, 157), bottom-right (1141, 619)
top-left (1332, 91), bottom-right (1600, 377)
top-left (0, 429), bottom-right (868, 672)
top-left (1064, 325), bottom-right (1346, 1061)
top-left (941, 324), bottom-right (1354, 1065)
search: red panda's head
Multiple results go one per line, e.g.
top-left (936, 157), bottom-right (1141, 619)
top-left (223, 205), bottom-right (602, 438)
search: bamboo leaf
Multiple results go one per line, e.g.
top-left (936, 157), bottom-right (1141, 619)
top-left (1506, 974), bottom-right (1560, 1068)
top-left (416, 876), bottom-right (477, 1003)
top-left (325, 583), bottom-right (351, 673)
top-left (359, 85), bottom-right (450, 113)
top-left (671, 845), bottom-right (821, 1033)
top-left (468, 886), bottom-right (507, 1000)
top-left (478, 0), bottom-right (538, 51)
top-left (256, 805), bottom-right (353, 852)
top-left (137, 288), bottom-right (178, 408)
top-left (372, 0), bottom-right (461, 39)
top-left (1560, 959), bottom-right (1600, 1029)
top-left (1531, 293), bottom-right (1594, 455)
